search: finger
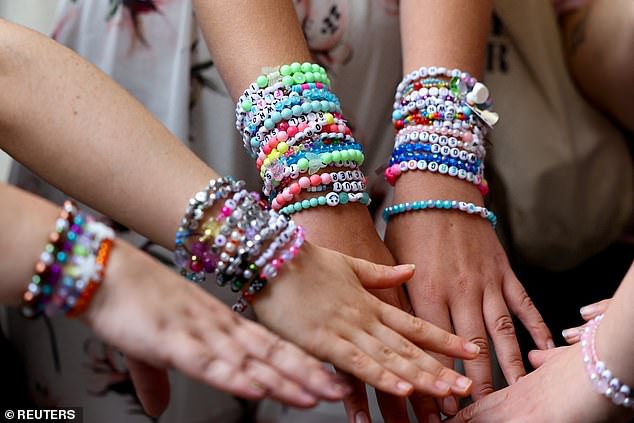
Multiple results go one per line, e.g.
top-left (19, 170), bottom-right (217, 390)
top-left (350, 330), bottom-right (453, 397)
top-left (244, 358), bottom-right (318, 408)
top-left (445, 389), bottom-right (508, 423)
top-left (235, 320), bottom-right (350, 400)
top-left (483, 287), bottom-right (525, 385)
top-left (580, 298), bottom-right (611, 320)
top-left (451, 300), bottom-right (494, 400)
top-left (404, 301), bottom-right (460, 418)
top-left (561, 324), bottom-right (584, 344)
top-left (503, 272), bottom-right (554, 350)
top-left (337, 370), bottom-right (373, 423)
top-left (375, 389), bottom-right (410, 423)
top-left (343, 254), bottom-right (415, 289)
top-left (323, 337), bottom-right (414, 397)
top-left (163, 333), bottom-right (265, 400)
top-left (409, 392), bottom-right (442, 423)
top-left (527, 347), bottom-right (568, 368)
top-left (377, 304), bottom-right (480, 360)
top-left (369, 324), bottom-right (473, 396)
top-left (126, 358), bottom-right (170, 417)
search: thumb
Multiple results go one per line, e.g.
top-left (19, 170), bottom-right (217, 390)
top-left (528, 346), bottom-right (566, 369)
top-left (343, 255), bottom-right (415, 289)
top-left (127, 357), bottom-right (171, 417)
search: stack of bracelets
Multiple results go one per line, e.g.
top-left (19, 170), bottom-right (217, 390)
top-left (581, 314), bottom-right (634, 410)
top-left (383, 66), bottom-right (499, 226)
top-left (175, 176), bottom-right (305, 312)
top-left (234, 62), bottom-right (371, 215)
top-left (21, 200), bottom-right (115, 319)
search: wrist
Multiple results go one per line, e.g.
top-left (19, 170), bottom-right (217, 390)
top-left (392, 172), bottom-right (483, 204)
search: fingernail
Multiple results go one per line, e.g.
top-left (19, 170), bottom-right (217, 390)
top-left (546, 339), bottom-right (556, 349)
top-left (298, 390), bottom-right (318, 405)
top-left (394, 264), bottom-right (416, 272)
top-left (442, 396), bottom-right (458, 415)
top-left (330, 382), bottom-right (351, 396)
top-left (355, 411), bottom-right (370, 423)
top-left (435, 379), bottom-right (451, 393)
top-left (397, 381), bottom-right (413, 393)
top-left (464, 342), bottom-right (480, 354)
top-left (561, 328), bottom-right (578, 340)
top-left (454, 376), bottom-right (472, 391)
top-left (580, 305), bottom-right (595, 317)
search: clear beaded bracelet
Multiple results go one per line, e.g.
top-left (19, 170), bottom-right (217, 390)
top-left (581, 314), bottom-right (634, 410)
top-left (383, 199), bottom-right (497, 228)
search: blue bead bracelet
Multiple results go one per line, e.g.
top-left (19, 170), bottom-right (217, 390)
top-left (383, 199), bottom-right (497, 228)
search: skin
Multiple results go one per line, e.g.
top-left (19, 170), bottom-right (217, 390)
top-left (0, 19), bottom-right (479, 416)
top-left (385, 1), bottom-right (554, 421)
top-left (448, 262), bottom-right (634, 423)
top-left (560, 0), bottom-right (634, 132)
top-left (0, 182), bottom-right (349, 411)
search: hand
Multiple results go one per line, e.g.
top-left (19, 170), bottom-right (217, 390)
top-left (448, 344), bottom-right (632, 423)
top-left (385, 173), bottom-right (553, 419)
top-left (289, 204), bottom-right (456, 423)
top-left (253, 241), bottom-right (481, 402)
top-left (562, 298), bottom-right (612, 344)
top-left (80, 240), bottom-right (349, 415)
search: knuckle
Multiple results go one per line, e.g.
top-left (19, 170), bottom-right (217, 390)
top-left (349, 350), bottom-right (370, 371)
top-left (397, 339), bottom-right (420, 359)
top-left (518, 291), bottom-right (536, 311)
top-left (468, 336), bottom-right (490, 360)
top-left (379, 345), bottom-right (396, 361)
top-left (494, 314), bottom-right (516, 337)
top-left (475, 381), bottom-right (495, 397)
top-left (409, 315), bottom-right (427, 333)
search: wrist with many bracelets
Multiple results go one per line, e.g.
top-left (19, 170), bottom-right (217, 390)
top-left (235, 62), bottom-right (371, 215)
top-left (581, 314), bottom-right (634, 410)
top-left (175, 176), bottom-right (305, 312)
top-left (21, 200), bottom-right (115, 318)
top-left (384, 66), bottom-right (499, 225)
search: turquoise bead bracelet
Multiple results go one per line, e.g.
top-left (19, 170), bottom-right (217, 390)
top-left (383, 199), bottom-right (497, 228)
top-left (280, 191), bottom-right (371, 215)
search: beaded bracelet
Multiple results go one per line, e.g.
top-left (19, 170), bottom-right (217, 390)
top-left (581, 314), bottom-right (634, 410)
top-left (280, 191), bottom-right (371, 215)
top-left (21, 201), bottom-right (115, 318)
top-left (383, 199), bottom-right (497, 227)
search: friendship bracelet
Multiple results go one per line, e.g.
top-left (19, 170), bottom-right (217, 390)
top-left (581, 314), bottom-right (634, 409)
top-left (21, 201), bottom-right (115, 318)
top-left (280, 191), bottom-right (371, 215)
top-left (383, 199), bottom-right (497, 228)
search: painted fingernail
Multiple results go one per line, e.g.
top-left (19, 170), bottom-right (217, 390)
top-left (442, 396), bottom-right (458, 415)
top-left (464, 342), bottom-right (480, 354)
top-left (580, 305), bottom-right (596, 317)
top-left (355, 411), bottom-right (370, 423)
top-left (435, 379), bottom-right (451, 393)
top-left (455, 376), bottom-right (472, 391)
top-left (546, 339), bottom-right (556, 349)
top-left (397, 381), bottom-right (413, 393)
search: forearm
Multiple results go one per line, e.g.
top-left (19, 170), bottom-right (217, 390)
top-left (193, 1), bottom-right (391, 261)
top-left (595, 262), bottom-right (634, 386)
top-left (0, 19), bottom-right (216, 248)
top-left (400, 0), bottom-right (492, 77)
top-left (192, 0), bottom-right (311, 101)
top-left (394, 1), bottom-right (493, 203)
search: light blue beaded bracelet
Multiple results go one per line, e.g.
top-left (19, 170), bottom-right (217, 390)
top-left (383, 199), bottom-right (497, 228)
top-left (280, 191), bottom-right (371, 215)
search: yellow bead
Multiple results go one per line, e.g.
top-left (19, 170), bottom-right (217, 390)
top-left (277, 142), bottom-right (288, 153)
top-left (324, 113), bottom-right (334, 125)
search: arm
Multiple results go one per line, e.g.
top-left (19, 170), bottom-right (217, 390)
top-left (0, 182), bottom-right (344, 412)
top-left (384, 0), bottom-right (552, 418)
top-left (0, 18), bottom-right (478, 412)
